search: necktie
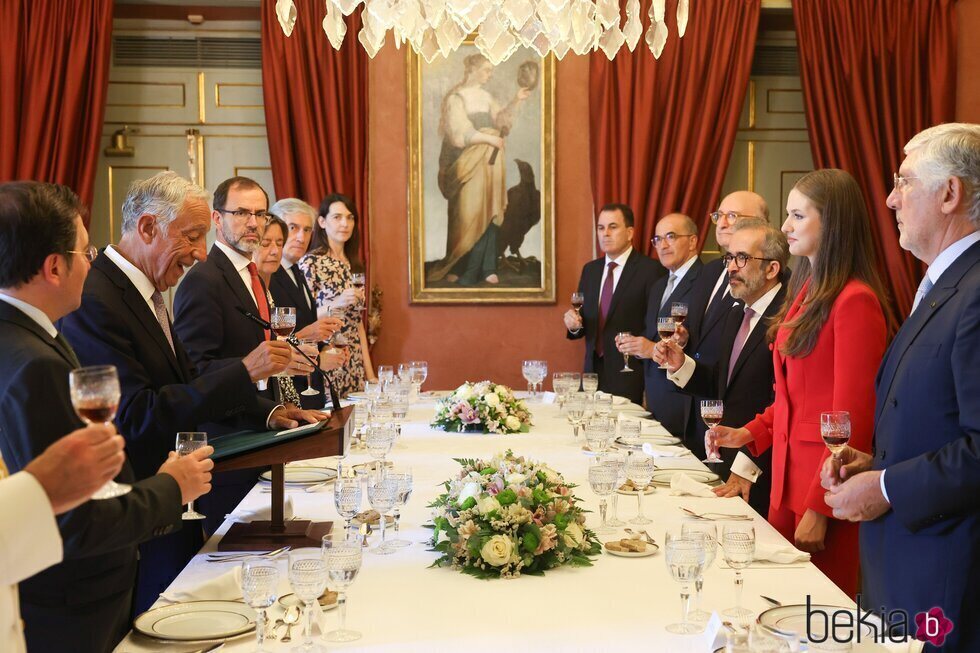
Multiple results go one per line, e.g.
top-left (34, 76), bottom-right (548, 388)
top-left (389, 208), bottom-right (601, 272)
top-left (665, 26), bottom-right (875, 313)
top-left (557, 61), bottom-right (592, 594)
top-left (660, 273), bottom-right (677, 309)
top-left (55, 332), bottom-right (81, 369)
top-left (247, 262), bottom-right (271, 340)
top-left (596, 261), bottom-right (618, 357)
top-left (288, 266), bottom-right (311, 309)
top-left (910, 273), bottom-right (934, 315)
top-left (151, 291), bottom-right (176, 354)
top-left (727, 307), bottom-right (756, 385)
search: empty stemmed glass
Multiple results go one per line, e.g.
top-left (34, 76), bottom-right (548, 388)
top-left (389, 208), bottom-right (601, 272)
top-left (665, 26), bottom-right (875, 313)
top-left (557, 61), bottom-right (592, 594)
top-left (681, 522), bottom-right (719, 622)
top-left (721, 523), bottom-right (756, 623)
top-left (588, 462), bottom-right (618, 534)
top-left (531, 360), bottom-right (548, 395)
top-left (367, 472), bottom-right (399, 555)
top-left (616, 332), bottom-right (634, 372)
top-left (521, 360), bottom-right (536, 396)
top-left (656, 318), bottom-right (676, 369)
top-left (701, 400), bottom-right (725, 463)
top-left (387, 381), bottom-right (411, 421)
top-left (566, 391), bottom-right (588, 438)
top-left (387, 469), bottom-right (413, 548)
top-left (288, 548), bottom-right (329, 653)
top-left (626, 452), bottom-right (655, 525)
top-left (334, 475), bottom-right (362, 537)
top-left (321, 534), bottom-right (363, 642)
top-left (593, 393), bottom-right (613, 417)
top-left (364, 423), bottom-right (396, 469)
top-left (581, 372), bottom-right (598, 395)
top-left (298, 337), bottom-right (320, 396)
top-left (820, 411), bottom-right (851, 460)
top-left (409, 360), bottom-right (428, 395)
top-left (175, 432), bottom-right (207, 520)
top-left (597, 451), bottom-right (627, 526)
top-left (69, 365), bottom-right (131, 499)
top-left (664, 529), bottom-right (707, 634)
top-left (584, 416), bottom-right (615, 453)
top-left (241, 557), bottom-right (280, 653)
top-left (377, 365), bottom-right (394, 391)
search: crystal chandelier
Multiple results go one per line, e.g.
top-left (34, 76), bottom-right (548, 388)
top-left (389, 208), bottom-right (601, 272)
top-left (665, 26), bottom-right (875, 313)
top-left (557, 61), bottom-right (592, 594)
top-left (275, 0), bottom-right (689, 63)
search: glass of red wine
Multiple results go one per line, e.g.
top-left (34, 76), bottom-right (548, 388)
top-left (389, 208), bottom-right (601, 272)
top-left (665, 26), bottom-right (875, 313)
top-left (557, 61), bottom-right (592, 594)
top-left (270, 306), bottom-right (296, 378)
top-left (175, 432), bottom-right (207, 519)
top-left (701, 400), bottom-right (724, 463)
top-left (571, 292), bottom-right (584, 313)
top-left (69, 365), bottom-right (131, 499)
top-left (351, 273), bottom-right (367, 312)
top-left (671, 302), bottom-right (689, 329)
top-left (656, 317), bottom-right (676, 369)
top-left (820, 411), bottom-right (851, 460)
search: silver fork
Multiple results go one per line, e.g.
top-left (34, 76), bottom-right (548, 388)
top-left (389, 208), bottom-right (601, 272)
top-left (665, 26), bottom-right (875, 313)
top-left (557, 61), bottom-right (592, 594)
top-left (681, 507), bottom-right (752, 521)
top-left (205, 545), bottom-right (291, 562)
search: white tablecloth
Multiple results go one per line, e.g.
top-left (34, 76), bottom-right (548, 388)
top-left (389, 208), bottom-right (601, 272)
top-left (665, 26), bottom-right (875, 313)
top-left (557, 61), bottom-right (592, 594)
top-left (115, 397), bottom-right (912, 653)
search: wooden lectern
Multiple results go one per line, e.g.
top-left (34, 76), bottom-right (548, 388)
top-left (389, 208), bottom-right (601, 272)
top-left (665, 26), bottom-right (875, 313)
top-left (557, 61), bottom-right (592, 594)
top-left (212, 405), bottom-right (352, 551)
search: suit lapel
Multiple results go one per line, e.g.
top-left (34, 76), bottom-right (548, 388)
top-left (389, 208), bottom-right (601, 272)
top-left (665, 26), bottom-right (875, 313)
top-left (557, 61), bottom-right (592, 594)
top-left (211, 246), bottom-right (260, 313)
top-left (727, 285), bottom-right (786, 386)
top-left (604, 251), bottom-right (639, 323)
top-left (658, 259), bottom-right (702, 318)
top-left (0, 302), bottom-right (76, 368)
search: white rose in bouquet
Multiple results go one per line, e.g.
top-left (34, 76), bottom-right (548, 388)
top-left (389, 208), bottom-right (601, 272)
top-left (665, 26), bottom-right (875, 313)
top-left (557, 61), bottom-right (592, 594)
top-left (505, 472), bottom-right (526, 486)
top-left (505, 415), bottom-right (522, 431)
top-left (457, 481), bottom-right (482, 504)
top-left (494, 385), bottom-right (508, 396)
top-left (563, 522), bottom-right (585, 548)
top-left (455, 383), bottom-right (473, 400)
top-left (480, 534), bottom-right (514, 566)
top-left (475, 495), bottom-right (501, 515)
top-left (540, 466), bottom-right (560, 483)
top-left (484, 392), bottom-right (501, 407)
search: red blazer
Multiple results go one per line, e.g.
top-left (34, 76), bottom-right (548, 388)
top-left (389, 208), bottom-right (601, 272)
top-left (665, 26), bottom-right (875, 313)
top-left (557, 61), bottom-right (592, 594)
top-left (746, 279), bottom-right (886, 518)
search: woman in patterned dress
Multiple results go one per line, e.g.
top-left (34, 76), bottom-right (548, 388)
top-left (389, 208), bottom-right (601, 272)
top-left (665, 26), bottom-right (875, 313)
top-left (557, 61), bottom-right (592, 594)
top-left (299, 193), bottom-right (377, 398)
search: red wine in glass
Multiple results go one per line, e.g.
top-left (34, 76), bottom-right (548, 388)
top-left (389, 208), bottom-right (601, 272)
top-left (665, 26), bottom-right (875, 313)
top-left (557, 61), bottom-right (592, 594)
top-left (571, 292), bottom-right (584, 312)
top-left (272, 325), bottom-right (295, 338)
top-left (76, 401), bottom-right (118, 424)
top-left (671, 302), bottom-right (689, 327)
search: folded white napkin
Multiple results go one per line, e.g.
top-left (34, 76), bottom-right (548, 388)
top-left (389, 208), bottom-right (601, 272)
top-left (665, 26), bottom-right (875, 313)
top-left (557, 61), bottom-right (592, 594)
top-left (669, 472), bottom-right (717, 498)
top-left (161, 566), bottom-right (242, 603)
top-left (227, 496), bottom-right (295, 523)
top-left (754, 540), bottom-right (811, 564)
top-left (641, 442), bottom-right (688, 458)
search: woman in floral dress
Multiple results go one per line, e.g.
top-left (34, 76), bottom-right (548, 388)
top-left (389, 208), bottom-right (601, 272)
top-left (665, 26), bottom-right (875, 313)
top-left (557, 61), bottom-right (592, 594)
top-left (299, 193), bottom-right (377, 398)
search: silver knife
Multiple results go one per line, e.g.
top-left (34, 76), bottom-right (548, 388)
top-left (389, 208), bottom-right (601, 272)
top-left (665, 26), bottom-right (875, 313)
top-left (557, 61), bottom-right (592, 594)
top-left (191, 643), bottom-right (224, 653)
top-left (760, 594), bottom-right (782, 607)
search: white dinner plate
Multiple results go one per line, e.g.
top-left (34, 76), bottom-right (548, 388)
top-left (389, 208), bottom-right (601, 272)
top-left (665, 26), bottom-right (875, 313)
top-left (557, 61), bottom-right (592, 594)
top-left (259, 466), bottom-right (337, 485)
top-left (757, 604), bottom-right (883, 642)
top-left (603, 541), bottom-right (659, 557)
top-left (650, 469), bottom-right (720, 486)
top-left (612, 437), bottom-right (644, 451)
top-left (133, 600), bottom-right (255, 641)
top-left (637, 434), bottom-right (682, 446)
top-left (279, 592), bottom-right (339, 612)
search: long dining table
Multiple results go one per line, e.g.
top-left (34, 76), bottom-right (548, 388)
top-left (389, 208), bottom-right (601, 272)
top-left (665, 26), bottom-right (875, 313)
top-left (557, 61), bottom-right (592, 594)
top-left (115, 393), bottom-right (915, 653)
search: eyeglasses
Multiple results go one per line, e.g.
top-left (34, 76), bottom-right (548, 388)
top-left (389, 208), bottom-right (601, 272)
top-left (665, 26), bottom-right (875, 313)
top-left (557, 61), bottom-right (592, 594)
top-left (893, 173), bottom-right (917, 191)
top-left (709, 211), bottom-right (758, 224)
top-left (722, 253), bottom-right (776, 269)
top-left (651, 232), bottom-right (697, 246)
top-left (67, 246), bottom-right (98, 263)
top-left (217, 208), bottom-right (271, 224)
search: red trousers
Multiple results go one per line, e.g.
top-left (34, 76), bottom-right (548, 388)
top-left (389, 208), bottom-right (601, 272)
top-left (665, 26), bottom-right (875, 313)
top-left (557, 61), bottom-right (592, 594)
top-left (768, 505), bottom-right (860, 598)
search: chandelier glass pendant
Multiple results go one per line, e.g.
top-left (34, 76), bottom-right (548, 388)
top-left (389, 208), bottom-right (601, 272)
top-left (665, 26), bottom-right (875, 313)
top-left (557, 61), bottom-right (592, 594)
top-left (275, 0), bottom-right (689, 63)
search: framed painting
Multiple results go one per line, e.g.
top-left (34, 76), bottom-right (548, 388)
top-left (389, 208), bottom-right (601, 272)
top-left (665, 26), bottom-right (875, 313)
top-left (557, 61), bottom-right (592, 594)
top-left (408, 44), bottom-right (555, 303)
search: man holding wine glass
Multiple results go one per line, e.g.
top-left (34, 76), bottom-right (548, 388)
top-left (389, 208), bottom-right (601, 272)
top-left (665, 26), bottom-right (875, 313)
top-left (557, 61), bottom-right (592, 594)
top-left (562, 203), bottom-right (666, 404)
top-left (0, 181), bottom-right (215, 653)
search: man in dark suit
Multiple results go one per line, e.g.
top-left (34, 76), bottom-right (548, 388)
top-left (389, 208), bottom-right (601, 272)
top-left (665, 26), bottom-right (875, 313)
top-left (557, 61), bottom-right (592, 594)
top-left (0, 181), bottom-right (213, 653)
top-left (563, 203), bottom-right (666, 403)
top-left (618, 213), bottom-right (703, 442)
top-left (656, 219), bottom-right (788, 515)
top-left (823, 123), bottom-right (980, 650)
top-left (58, 172), bottom-right (308, 610)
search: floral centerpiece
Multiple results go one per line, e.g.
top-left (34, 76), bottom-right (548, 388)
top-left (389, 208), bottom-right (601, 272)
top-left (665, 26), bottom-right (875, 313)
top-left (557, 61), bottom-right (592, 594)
top-left (428, 451), bottom-right (601, 579)
top-left (431, 381), bottom-right (532, 434)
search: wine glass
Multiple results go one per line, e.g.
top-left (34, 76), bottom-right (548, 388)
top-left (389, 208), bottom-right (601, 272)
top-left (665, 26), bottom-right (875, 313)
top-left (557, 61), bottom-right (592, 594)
top-left (552, 373), bottom-right (566, 409)
top-left (571, 291), bottom-right (584, 314)
top-left (521, 360), bottom-right (536, 396)
top-left (321, 534), bottom-right (363, 642)
top-left (664, 530), bottom-right (707, 634)
top-left (584, 416), bottom-right (615, 453)
top-left (241, 557), bottom-right (280, 653)
top-left (334, 475), bottom-right (362, 537)
top-left (626, 453), bottom-right (655, 525)
top-left (593, 393), bottom-right (613, 417)
top-left (298, 337), bottom-right (320, 396)
top-left (821, 411), bottom-right (851, 460)
top-left (377, 365), bottom-right (394, 391)
top-left (681, 522), bottom-right (719, 622)
top-left (597, 451), bottom-right (627, 526)
top-left (616, 332), bottom-right (633, 372)
top-left (350, 272), bottom-right (367, 312)
top-left (565, 391), bottom-right (588, 438)
top-left (175, 432), bottom-right (207, 520)
top-left (387, 469), bottom-right (413, 548)
top-left (588, 463), bottom-right (618, 534)
top-left (721, 523), bottom-right (756, 623)
top-left (367, 472), bottom-right (398, 555)
top-left (288, 548), bottom-right (329, 653)
top-left (69, 365), bottom-right (131, 499)
top-left (364, 423), bottom-right (396, 468)
top-left (530, 360), bottom-right (548, 396)
top-left (270, 306), bottom-right (297, 339)
top-left (397, 363), bottom-right (411, 381)
top-left (409, 360), bottom-right (428, 395)
top-left (701, 400), bottom-right (725, 463)
top-left (656, 318), bottom-right (676, 369)
top-left (388, 381), bottom-right (411, 421)
top-left (671, 302), bottom-right (689, 328)
top-left (581, 372), bottom-right (598, 395)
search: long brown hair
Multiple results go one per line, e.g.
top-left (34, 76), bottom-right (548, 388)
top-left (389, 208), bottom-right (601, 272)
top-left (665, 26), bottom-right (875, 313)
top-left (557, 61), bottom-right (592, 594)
top-left (767, 169), bottom-right (891, 357)
top-left (309, 193), bottom-right (363, 273)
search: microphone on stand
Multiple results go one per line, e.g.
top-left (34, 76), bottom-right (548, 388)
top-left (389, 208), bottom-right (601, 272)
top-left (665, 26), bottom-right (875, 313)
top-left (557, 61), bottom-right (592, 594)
top-left (234, 306), bottom-right (342, 411)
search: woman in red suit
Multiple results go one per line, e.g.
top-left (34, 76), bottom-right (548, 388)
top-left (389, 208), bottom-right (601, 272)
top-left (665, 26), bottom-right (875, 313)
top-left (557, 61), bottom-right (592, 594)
top-left (708, 169), bottom-right (889, 596)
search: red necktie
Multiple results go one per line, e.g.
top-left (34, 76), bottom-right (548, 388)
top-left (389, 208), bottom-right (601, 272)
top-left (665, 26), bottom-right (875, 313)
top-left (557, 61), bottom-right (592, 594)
top-left (596, 261), bottom-right (618, 357)
top-left (247, 262), bottom-right (271, 341)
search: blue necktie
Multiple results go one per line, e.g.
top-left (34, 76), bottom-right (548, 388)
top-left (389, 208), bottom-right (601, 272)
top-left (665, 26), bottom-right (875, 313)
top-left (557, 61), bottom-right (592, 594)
top-left (910, 274), bottom-right (934, 315)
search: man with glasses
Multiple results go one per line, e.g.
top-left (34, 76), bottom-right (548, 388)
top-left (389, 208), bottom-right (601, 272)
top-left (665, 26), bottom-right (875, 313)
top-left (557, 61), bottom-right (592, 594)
top-left (618, 213), bottom-right (702, 440)
top-left (655, 219), bottom-right (788, 515)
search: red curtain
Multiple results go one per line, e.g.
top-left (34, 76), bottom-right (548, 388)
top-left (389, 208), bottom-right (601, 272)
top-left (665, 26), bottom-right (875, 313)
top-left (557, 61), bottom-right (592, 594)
top-left (261, 0), bottom-right (369, 269)
top-left (794, 0), bottom-right (957, 319)
top-left (590, 0), bottom-right (761, 254)
top-left (0, 0), bottom-right (113, 222)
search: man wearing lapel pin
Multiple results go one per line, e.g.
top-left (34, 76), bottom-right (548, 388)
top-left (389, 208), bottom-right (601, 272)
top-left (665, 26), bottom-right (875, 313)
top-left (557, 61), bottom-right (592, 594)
top-left (58, 172), bottom-right (327, 611)
top-left (562, 203), bottom-right (666, 404)
top-left (821, 123), bottom-right (980, 650)
top-left (617, 213), bottom-right (703, 443)
top-left (0, 181), bottom-right (213, 653)
top-left (654, 219), bottom-right (788, 516)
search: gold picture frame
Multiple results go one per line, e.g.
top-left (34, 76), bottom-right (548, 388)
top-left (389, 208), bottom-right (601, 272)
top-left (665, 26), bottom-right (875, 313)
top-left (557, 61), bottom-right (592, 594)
top-left (408, 45), bottom-right (555, 303)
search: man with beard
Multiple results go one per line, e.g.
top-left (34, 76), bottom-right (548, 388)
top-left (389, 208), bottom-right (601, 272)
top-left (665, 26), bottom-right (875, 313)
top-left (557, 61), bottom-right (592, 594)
top-left (654, 219), bottom-right (788, 515)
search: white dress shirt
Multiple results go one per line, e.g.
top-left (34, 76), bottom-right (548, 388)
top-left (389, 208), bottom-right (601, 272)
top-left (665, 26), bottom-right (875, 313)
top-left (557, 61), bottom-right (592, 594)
top-left (215, 240), bottom-right (259, 307)
top-left (0, 294), bottom-right (57, 338)
top-left (660, 254), bottom-right (699, 307)
top-left (103, 245), bottom-right (157, 316)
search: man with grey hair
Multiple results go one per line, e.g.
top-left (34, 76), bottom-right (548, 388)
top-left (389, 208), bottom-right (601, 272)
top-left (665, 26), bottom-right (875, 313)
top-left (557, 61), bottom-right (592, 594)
top-left (58, 171), bottom-right (313, 610)
top-left (821, 123), bottom-right (980, 649)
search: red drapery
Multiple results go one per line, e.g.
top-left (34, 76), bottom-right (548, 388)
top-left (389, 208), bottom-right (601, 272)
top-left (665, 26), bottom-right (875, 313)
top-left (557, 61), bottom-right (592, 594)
top-left (0, 0), bottom-right (113, 223)
top-left (261, 0), bottom-right (369, 269)
top-left (794, 0), bottom-right (957, 319)
top-left (590, 0), bottom-right (761, 254)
